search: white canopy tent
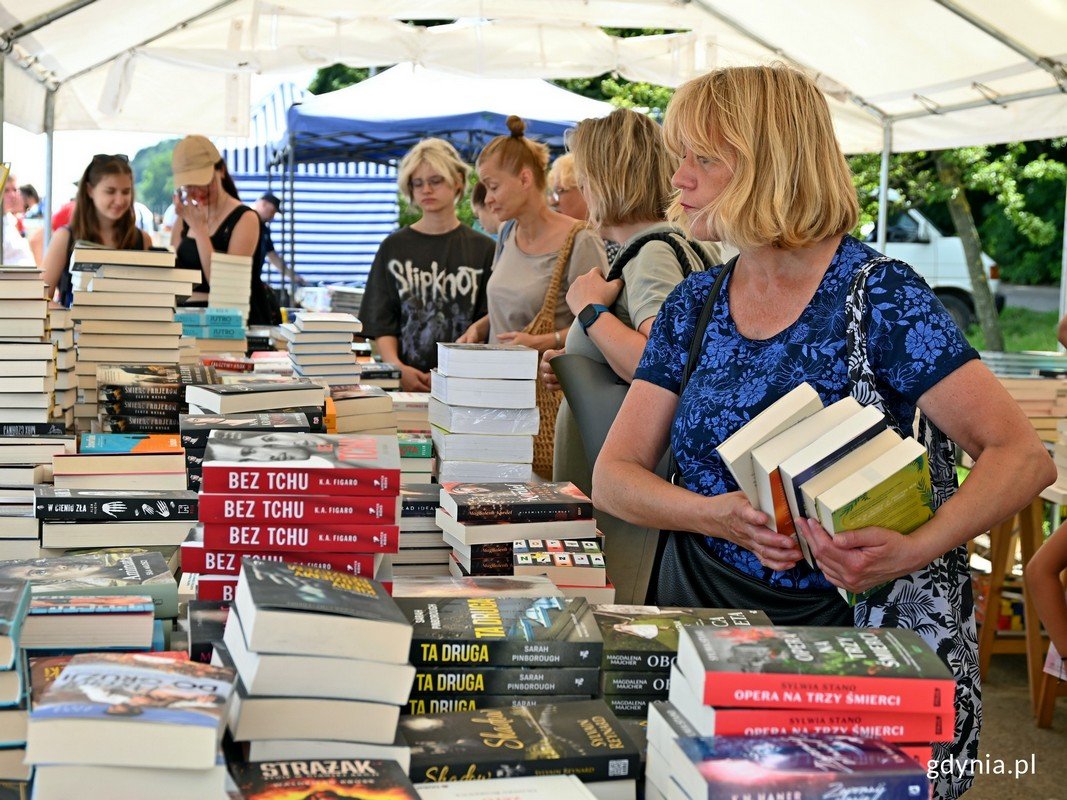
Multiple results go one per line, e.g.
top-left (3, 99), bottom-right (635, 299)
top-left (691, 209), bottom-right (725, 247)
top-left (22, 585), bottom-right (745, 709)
top-left (3, 0), bottom-right (1067, 305)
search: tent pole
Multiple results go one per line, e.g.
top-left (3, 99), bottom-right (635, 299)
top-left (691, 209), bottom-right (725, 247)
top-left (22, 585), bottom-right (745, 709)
top-left (43, 88), bottom-right (55, 248)
top-left (287, 142), bottom-right (295, 306)
top-left (876, 120), bottom-right (891, 253)
top-left (1059, 178), bottom-right (1067, 346)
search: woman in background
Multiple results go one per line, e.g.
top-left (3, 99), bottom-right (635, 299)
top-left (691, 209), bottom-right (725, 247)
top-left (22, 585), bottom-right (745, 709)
top-left (170, 135), bottom-right (263, 313)
top-left (41, 154), bottom-right (152, 305)
top-left (548, 153), bottom-right (620, 263)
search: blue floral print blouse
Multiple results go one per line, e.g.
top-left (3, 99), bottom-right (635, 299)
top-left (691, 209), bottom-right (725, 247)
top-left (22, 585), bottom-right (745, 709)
top-left (634, 235), bottom-right (978, 590)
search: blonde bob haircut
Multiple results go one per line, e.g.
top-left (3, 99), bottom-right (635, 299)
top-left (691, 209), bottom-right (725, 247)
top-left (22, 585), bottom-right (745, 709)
top-left (663, 65), bottom-right (858, 250)
top-left (397, 138), bottom-right (471, 208)
top-left (476, 116), bottom-right (550, 191)
top-left (569, 108), bottom-right (674, 229)
top-left (547, 154), bottom-right (578, 192)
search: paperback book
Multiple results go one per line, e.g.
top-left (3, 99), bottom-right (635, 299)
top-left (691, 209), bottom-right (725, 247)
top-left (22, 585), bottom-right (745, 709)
top-left (232, 758), bottom-right (419, 800)
top-left (412, 666), bottom-right (599, 697)
top-left (440, 482), bottom-right (593, 523)
top-left (200, 521), bottom-right (398, 554)
top-left (197, 493), bottom-right (400, 525)
top-left (178, 412), bottom-right (311, 449)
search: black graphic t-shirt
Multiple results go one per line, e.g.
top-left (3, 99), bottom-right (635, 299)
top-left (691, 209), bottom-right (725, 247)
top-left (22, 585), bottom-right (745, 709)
top-left (360, 225), bottom-right (495, 373)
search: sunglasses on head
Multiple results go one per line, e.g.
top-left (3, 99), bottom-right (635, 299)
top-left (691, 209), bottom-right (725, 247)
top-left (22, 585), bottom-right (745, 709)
top-left (91, 153), bottom-right (130, 165)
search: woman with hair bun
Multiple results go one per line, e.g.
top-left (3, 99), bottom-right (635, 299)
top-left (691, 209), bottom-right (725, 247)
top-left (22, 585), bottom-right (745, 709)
top-left (361, 138), bottom-right (495, 392)
top-left (462, 115), bottom-right (608, 478)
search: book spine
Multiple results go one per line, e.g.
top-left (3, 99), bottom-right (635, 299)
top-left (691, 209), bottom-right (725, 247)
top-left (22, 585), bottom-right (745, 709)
top-left (410, 750), bottom-right (640, 785)
top-left (603, 650), bottom-right (675, 672)
top-left (99, 399), bottom-right (182, 416)
top-left (405, 694), bottom-right (592, 716)
top-left (200, 466), bottom-right (401, 497)
top-left (195, 578), bottom-right (238, 603)
top-left (180, 547), bottom-right (377, 578)
top-left (604, 695), bottom-right (657, 718)
top-left (413, 667), bottom-right (600, 696)
top-left (98, 416), bottom-right (178, 434)
top-left (456, 502), bottom-right (594, 524)
top-left (689, 768), bottom-right (927, 800)
top-left (400, 441), bottom-right (433, 458)
top-left (97, 385), bottom-right (183, 400)
top-left (409, 640), bottom-right (604, 669)
top-left (401, 502), bottom-right (438, 518)
top-left (34, 496), bottom-right (198, 522)
top-left (200, 522), bottom-right (398, 553)
top-left (200, 358), bottom-right (253, 371)
top-left (0, 423), bottom-right (66, 436)
top-left (602, 671), bottom-right (673, 695)
top-left (197, 493), bottom-right (399, 524)
top-left (703, 706), bottom-right (954, 742)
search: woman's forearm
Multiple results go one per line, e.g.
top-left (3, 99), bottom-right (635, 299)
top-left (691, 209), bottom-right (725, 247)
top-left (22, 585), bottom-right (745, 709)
top-left (1028, 564), bottom-right (1067, 658)
top-left (194, 233), bottom-right (214, 283)
top-left (593, 456), bottom-right (716, 535)
top-left (585, 314), bottom-right (647, 382)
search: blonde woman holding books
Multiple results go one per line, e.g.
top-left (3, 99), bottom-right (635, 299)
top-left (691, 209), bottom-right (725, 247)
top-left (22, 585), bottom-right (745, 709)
top-left (41, 154), bottom-right (153, 306)
top-left (593, 65), bottom-right (1054, 800)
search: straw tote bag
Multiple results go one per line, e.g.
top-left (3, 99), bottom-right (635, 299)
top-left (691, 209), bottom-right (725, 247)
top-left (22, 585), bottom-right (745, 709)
top-left (524, 221), bottom-right (588, 479)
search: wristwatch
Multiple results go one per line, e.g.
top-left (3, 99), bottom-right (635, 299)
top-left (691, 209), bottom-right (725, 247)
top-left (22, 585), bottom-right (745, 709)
top-left (578, 303), bottom-right (611, 334)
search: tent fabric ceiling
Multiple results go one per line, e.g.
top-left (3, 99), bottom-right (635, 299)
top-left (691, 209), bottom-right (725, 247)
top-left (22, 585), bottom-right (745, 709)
top-left (2, 0), bottom-right (1067, 152)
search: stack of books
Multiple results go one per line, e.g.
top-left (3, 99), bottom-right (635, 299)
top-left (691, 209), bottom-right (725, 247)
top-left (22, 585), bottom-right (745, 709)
top-left (175, 307), bottom-right (247, 356)
top-left (218, 561), bottom-right (416, 764)
top-left (359, 361), bottom-right (402, 390)
top-left (331, 384), bottom-right (397, 434)
top-left (250, 350), bottom-right (292, 376)
top-left (395, 595), bottom-right (603, 715)
top-left (282, 312), bottom-right (362, 387)
top-left (245, 325), bottom-right (274, 354)
top-left (399, 698), bottom-right (641, 800)
top-left (327, 284), bottom-right (363, 317)
top-left (94, 363), bottom-right (218, 435)
top-left (436, 483), bottom-right (598, 585)
top-left (188, 431), bottom-right (401, 601)
top-left (590, 606), bottom-right (770, 719)
top-left (390, 391), bottom-right (431, 433)
top-left (49, 305), bottom-right (75, 429)
top-left (430, 344), bottom-right (538, 483)
top-left (34, 484), bottom-right (198, 552)
top-left (20, 594), bottom-right (157, 652)
top-left (998, 376), bottom-right (1067, 442)
top-left (184, 378), bottom-right (325, 420)
top-left (0, 268), bottom-right (56, 429)
top-left (207, 253), bottom-right (253, 323)
top-left (0, 434), bottom-right (75, 556)
top-left (26, 652), bottom-right (235, 798)
top-left (378, 484), bottom-right (448, 582)
top-left (642, 626), bottom-right (949, 800)
top-left (51, 441), bottom-right (187, 493)
top-left (180, 411), bottom-right (312, 492)
top-left (0, 579), bottom-right (33, 795)
top-left (399, 432), bottom-right (433, 484)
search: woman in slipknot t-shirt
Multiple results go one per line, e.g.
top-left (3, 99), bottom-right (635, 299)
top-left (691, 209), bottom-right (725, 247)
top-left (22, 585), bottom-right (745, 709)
top-left (360, 139), bottom-right (495, 392)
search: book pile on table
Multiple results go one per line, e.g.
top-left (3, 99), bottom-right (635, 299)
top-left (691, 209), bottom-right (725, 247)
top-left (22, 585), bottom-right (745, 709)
top-left (281, 312), bottom-right (361, 387)
top-left (184, 377), bottom-right (325, 421)
top-left (245, 325), bottom-right (274, 354)
top-left (395, 594), bottom-right (603, 716)
top-left (643, 626), bottom-right (952, 800)
top-left (51, 434), bottom-right (187, 495)
top-left (186, 431), bottom-right (401, 602)
top-left (430, 343), bottom-right (538, 483)
top-left (590, 606), bottom-right (770, 720)
top-left (376, 484), bottom-right (448, 585)
top-left (20, 594), bottom-right (157, 652)
top-left (249, 350), bottom-right (291, 376)
top-left (207, 253), bottom-right (253, 323)
top-left (359, 361), bottom-right (402, 390)
top-left (718, 382), bottom-right (935, 604)
top-left (436, 482), bottom-right (598, 586)
top-left (391, 391), bottom-right (431, 432)
top-left (0, 432), bottom-right (75, 559)
top-left (93, 363), bottom-right (218, 435)
top-left (25, 652), bottom-right (235, 799)
top-left (327, 284), bottom-right (363, 316)
top-left (399, 431), bottom-right (433, 484)
top-left (175, 307), bottom-right (247, 357)
top-left (0, 580), bottom-right (32, 795)
top-left (331, 384), bottom-right (397, 434)
top-left (997, 376), bottom-right (1067, 443)
top-left (217, 561), bottom-right (416, 765)
top-left (49, 305), bottom-right (75, 429)
top-left (0, 268), bottom-right (56, 428)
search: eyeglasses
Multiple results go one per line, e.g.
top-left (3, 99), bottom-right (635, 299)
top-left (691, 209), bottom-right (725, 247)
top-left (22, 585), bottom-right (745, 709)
top-left (92, 153), bottom-right (129, 164)
top-left (410, 175), bottom-right (447, 190)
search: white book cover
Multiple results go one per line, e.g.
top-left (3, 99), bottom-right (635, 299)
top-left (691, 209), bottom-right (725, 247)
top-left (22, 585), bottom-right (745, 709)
top-left (436, 343), bottom-right (539, 380)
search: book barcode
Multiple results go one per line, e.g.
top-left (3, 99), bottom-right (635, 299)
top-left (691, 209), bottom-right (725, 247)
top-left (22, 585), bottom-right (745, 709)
top-left (608, 759), bottom-right (629, 778)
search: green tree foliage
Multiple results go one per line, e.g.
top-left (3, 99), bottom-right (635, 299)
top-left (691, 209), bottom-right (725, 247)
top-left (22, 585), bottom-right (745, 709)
top-left (131, 139), bottom-right (179, 214)
top-left (307, 64), bottom-right (369, 95)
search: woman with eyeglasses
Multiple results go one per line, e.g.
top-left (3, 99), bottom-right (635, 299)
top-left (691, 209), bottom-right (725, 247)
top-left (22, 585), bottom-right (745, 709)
top-left (549, 153), bottom-right (622, 264)
top-left (170, 135), bottom-right (266, 316)
top-left (360, 138), bottom-right (495, 393)
top-left (41, 154), bottom-right (153, 305)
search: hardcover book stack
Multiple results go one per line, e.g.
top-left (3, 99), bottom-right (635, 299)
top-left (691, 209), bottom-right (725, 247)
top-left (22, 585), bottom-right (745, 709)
top-left (188, 431), bottom-right (401, 601)
top-left (399, 697), bottom-right (641, 800)
top-left (217, 561), bottom-right (416, 765)
top-left (590, 606), bottom-right (771, 719)
top-left (49, 305), bottom-right (75, 429)
top-left (645, 624), bottom-right (955, 796)
top-left (0, 579), bottom-right (32, 796)
top-left (717, 382), bottom-right (935, 604)
top-left (34, 484), bottom-right (198, 552)
top-left (93, 363), bottom-right (218, 435)
top-left (399, 432), bottom-right (434, 484)
top-left (431, 343), bottom-right (539, 483)
top-left (395, 595), bottom-right (603, 715)
top-left (390, 391), bottom-right (431, 433)
top-left (175, 307), bottom-right (248, 357)
top-left (282, 312), bottom-right (362, 387)
top-left (331, 384), bottom-right (397, 435)
top-left (998, 376), bottom-right (1067, 443)
top-left (0, 268), bottom-right (57, 430)
top-left (436, 482), bottom-right (598, 586)
top-left (26, 652), bottom-right (235, 799)
top-left (207, 253), bottom-right (253, 323)
top-left (0, 434), bottom-right (75, 557)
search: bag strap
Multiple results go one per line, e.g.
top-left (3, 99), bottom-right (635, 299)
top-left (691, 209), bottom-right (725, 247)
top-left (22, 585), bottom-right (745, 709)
top-left (494, 219), bottom-right (517, 263)
top-left (524, 221), bottom-right (588, 336)
top-left (606, 229), bottom-right (716, 283)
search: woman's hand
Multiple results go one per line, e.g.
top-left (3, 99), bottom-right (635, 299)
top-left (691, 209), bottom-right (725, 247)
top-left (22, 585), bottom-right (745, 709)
top-left (497, 331), bottom-right (543, 351)
top-left (173, 190), bottom-right (212, 238)
top-left (708, 493), bottom-right (803, 571)
top-left (796, 517), bottom-right (923, 594)
top-left (566, 268), bottom-right (623, 315)
top-left (456, 323), bottom-right (484, 344)
top-left (540, 348), bottom-right (564, 393)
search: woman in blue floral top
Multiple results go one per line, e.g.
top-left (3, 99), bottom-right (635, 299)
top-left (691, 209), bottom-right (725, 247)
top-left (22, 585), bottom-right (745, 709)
top-left (592, 66), bottom-right (1054, 800)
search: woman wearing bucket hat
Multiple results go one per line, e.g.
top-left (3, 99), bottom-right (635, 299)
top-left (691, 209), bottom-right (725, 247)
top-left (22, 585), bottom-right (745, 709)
top-left (170, 135), bottom-right (263, 309)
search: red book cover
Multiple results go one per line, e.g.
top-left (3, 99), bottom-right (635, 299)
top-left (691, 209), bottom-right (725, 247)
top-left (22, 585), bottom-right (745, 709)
top-left (197, 493), bottom-right (401, 524)
top-left (201, 431), bottom-right (400, 496)
top-left (192, 574), bottom-right (237, 603)
top-left (768, 470), bottom-right (797, 536)
top-left (180, 545), bottom-right (380, 578)
top-left (200, 522), bottom-right (398, 554)
top-left (698, 706), bottom-right (952, 743)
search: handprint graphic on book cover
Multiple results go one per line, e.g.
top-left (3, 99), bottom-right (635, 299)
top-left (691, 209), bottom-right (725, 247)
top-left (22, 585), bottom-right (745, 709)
top-left (102, 502), bottom-right (127, 519)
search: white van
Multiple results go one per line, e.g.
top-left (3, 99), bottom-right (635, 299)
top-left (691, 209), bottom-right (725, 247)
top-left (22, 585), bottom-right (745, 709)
top-left (864, 208), bottom-right (1004, 330)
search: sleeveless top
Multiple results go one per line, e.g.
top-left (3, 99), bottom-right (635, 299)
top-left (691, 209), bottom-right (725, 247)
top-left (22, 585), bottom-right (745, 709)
top-left (57, 225), bottom-right (149, 307)
top-left (176, 205), bottom-right (265, 294)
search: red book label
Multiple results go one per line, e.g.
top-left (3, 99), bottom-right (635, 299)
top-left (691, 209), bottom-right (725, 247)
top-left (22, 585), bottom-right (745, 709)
top-left (200, 522), bottom-right (398, 553)
top-left (768, 470), bottom-right (797, 536)
top-left (201, 465), bottom-right (400, 496)
top-left (181, 547), bottom-right (379, 578)
top-left (197, 493), bottom-right (400, 524)
top-left (195, 576), bottom-right (237, 602)
top-left (705, 707), bottom-right (953, 742)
